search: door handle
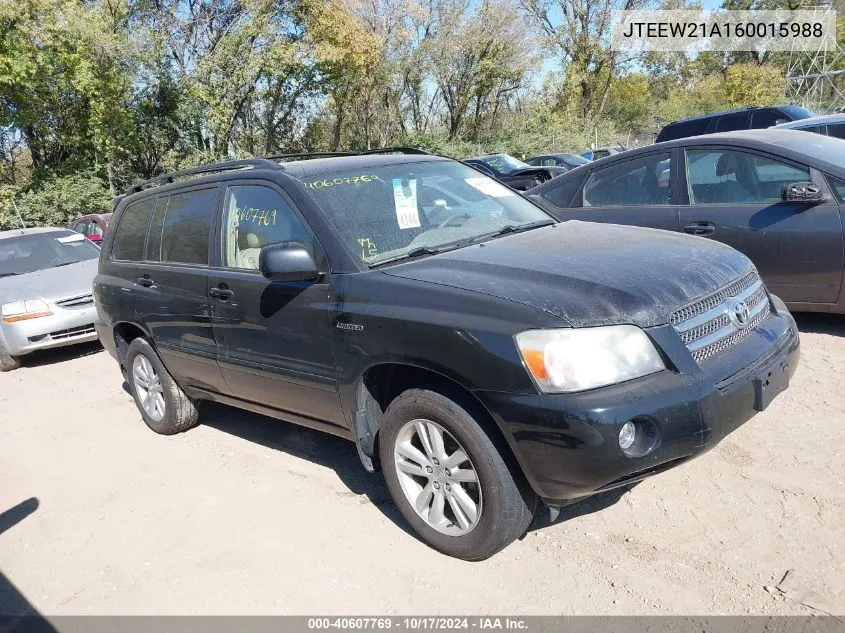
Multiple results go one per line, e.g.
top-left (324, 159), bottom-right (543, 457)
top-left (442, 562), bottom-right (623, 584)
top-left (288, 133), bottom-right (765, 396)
top-left (683, 221), bottom-right (716, 236)
top-left (209, 286), bottom-right (234, 300)
top-left (137, 275), bottom-right (154, 287)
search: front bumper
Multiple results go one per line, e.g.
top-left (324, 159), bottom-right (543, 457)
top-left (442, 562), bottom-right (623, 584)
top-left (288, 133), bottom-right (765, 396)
top-left (0, 305), bottom-right (98, 356)
top-left (475, 297), bottom-right (800, 505)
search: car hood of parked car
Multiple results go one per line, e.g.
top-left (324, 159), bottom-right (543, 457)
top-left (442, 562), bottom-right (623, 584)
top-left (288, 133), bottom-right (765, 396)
top-left (0, 258), bottom-right (98, 304)
top-left (381, 220), bottom-right (753, 328)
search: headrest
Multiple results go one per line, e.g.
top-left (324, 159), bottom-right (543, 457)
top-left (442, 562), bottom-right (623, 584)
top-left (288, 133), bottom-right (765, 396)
top-left (246, 233), bottom-right (261, 248)
top-left (716, 153), bottom-right (739, 177)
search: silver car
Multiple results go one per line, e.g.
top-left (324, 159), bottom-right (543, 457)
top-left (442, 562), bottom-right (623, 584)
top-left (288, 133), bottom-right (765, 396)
top-left (0, 227), bottom-right (100, 371)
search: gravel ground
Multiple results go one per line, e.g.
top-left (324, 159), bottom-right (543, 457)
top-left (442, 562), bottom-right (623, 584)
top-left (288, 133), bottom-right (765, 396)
top-left (1, 314), bottom-right (843, 616)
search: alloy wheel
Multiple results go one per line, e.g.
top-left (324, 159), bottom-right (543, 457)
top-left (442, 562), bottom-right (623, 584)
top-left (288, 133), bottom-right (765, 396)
top-left (132, 355), bottom-right (165, 422)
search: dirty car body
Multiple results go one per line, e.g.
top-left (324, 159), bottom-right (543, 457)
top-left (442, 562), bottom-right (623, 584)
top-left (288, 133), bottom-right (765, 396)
top-left (94, 151), bottom-right (799, 559)
top-left (0, 228), bottom-right (99, 364)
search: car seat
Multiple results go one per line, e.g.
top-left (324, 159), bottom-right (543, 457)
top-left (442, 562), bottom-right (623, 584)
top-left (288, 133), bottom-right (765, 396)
top-left (714, 153), bottom-right (755, 203)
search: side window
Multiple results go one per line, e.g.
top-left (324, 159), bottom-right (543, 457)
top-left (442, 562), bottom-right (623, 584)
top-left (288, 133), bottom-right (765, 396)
top-left (113, 199), bottom-right (156, 261)
top-left (90, 221), bottom-right (104, 237)
top-left (827, 124), bottom-right (845, 140)
top-left (222, 185), bottom-right (312, 270)
top-left (686, 149), bottom-right (810, 204)
top-left (751, 109), bottom-right (789, 128)
top-left (542, 176), bottom-right (583, 208)
top-left (828, 177), bottom-right (845, 203)
top-left (582, 153), bottom-right (671, 207)
top-left (715, 113), bottom-right (749, 132)
top-left (158, 188), bottom-right (217, 265)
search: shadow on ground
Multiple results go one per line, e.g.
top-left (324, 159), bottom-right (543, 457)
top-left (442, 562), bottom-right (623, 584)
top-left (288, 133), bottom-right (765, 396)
top-left (199, 402), bottom-right (414, 536)
top-left (18, 341), bottom-right (102, 370)
top-left (527, 485), bottom-right (632, 533)
top-left (794, 313), bottom-right (845, 337)
top-left (0, 497), bottom-right (57, 631)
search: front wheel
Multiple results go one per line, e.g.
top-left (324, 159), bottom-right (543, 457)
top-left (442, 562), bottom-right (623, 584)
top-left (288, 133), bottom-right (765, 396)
top-left (379, 388), bottom-right (535, 560)
top-left (0, 341), bottom-right (20, 372)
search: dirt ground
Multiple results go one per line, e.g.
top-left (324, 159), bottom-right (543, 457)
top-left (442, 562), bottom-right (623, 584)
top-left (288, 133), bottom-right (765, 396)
top-left (1, 314), bottom-right (843, 616)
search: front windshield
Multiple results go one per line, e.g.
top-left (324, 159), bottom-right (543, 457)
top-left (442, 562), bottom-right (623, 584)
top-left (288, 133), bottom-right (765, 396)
top-left (479, 154), bottom-right (531, 174)
top-left (0, 231), bottom-right (100, 277)
top-left (561, 154), bottom-right (590, 167)
top-left (302, 161), bottom-right (553, 266)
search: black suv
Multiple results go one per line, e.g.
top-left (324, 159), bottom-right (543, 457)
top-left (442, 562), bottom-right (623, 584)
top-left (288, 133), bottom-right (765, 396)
top-left (94, 149), bottom-right (800, 560)
top-left (656, 105), bottom-right (815, 143)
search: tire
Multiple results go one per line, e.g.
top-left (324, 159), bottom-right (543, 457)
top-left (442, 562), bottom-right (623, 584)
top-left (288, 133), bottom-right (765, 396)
top-left (125, 337), bottom-right (199, 435)
top-left (379, 388), bottom-right (535, 560)
top-left (0, 341), bottom-right (20, 372)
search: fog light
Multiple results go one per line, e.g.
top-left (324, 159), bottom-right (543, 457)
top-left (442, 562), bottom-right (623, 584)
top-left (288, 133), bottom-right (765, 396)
top-left (618, 421), bottom-right (636, 450)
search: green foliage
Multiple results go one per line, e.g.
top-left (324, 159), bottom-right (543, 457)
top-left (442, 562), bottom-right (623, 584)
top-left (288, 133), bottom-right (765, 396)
top-left (7, 173), bottom-right (112, 230)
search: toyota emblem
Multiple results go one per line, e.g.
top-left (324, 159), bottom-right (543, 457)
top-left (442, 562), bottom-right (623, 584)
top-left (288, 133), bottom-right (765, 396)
top-left (727, 298), bottom-right (751, 328)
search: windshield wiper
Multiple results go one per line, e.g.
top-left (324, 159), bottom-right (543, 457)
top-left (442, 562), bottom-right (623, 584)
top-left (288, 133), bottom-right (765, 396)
top-left (369, 245), bottom-right (446, 268)
top-left (53, 261), bottom-right (79, 268)
top-left (471, 219), bottom-right (555, 243)
top-left (0, 272), bottom-right (20, 278)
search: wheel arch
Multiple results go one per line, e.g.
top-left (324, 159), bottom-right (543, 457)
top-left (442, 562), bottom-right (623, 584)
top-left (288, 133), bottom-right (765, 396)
top-left (351, 362), bottom-right (527, 486)
top-left (112, 321), bottom-right (151, 374)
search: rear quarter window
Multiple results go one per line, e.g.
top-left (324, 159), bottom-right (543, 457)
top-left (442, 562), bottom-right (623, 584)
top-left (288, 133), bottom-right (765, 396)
top-left (113, 198), bottom-right (156, 261)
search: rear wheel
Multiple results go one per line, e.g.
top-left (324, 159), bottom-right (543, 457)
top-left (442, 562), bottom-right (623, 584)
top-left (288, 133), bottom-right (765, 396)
top-left (0, 341), bottom-right (20, 372)
top-left (125, 337), bottom-right (199, 434)
top-left (379, 388), bottom-right (535, 560)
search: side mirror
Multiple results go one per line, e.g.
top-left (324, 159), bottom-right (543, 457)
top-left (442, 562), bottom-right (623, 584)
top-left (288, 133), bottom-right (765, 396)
top-left (259, 242), bottom-right (320, 282)
top-left (781, 182), bottom-right (825, 204)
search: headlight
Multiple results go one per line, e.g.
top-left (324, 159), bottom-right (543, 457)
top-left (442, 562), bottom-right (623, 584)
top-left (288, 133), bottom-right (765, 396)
top-left (515, 325), bottom-right (665, 393)
top-left (2, 300), bottom-right (53, 323)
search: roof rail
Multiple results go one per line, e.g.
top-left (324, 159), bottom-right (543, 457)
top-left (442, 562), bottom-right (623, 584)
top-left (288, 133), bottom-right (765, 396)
top-left (126, 158), bottom-right (283, 195)
top-left (263, 147), bottom-right (434, 163)
top-left (263, 151), bottom-right (359, 162)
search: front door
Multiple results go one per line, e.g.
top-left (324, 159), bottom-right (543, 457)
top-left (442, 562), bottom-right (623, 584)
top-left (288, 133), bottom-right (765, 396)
top-left (679, 147), bottom-right (844, 305)
top-left (208, 181), bottom-right (345, 428)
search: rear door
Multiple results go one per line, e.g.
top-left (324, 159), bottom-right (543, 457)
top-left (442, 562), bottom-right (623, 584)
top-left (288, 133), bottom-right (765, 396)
top-left (131, 185), bottom-right (228, 392)
top-left (536, 150), bottom-right (681, 232)
top-left (678, 146), bottom-right (843, 304)
top-left (208, 180), bottom-right (345, 428)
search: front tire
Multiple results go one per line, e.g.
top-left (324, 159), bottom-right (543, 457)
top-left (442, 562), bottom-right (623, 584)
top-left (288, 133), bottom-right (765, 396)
top-left (379, 388), bottom-right (535, 560)
top-left (125, 337), bottom-right (199, 435)
top-left (0, 341), bottom-right (20, 372)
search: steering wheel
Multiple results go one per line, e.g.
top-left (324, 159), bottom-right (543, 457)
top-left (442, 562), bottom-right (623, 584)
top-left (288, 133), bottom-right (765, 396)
top-left (438, 213), bottom-right (472, 228)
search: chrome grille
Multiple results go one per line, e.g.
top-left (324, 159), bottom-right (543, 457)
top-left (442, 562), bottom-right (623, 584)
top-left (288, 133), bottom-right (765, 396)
top-left (671, 271), bottom-right (771, 364)
top-left (56, 294), bottom-right (94, 309)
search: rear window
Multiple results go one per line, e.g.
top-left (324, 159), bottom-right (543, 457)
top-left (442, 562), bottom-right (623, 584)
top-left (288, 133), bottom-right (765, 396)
top-left (113, 198), bottom-right (155, 261)
top-left (657, 118), bottom-right (709, 142)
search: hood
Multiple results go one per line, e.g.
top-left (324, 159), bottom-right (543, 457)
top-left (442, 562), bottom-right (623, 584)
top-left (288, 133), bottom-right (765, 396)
top-left (382, 221), bottom-right (753, 328)
top-left (0, 258), bottom-right (98, 304)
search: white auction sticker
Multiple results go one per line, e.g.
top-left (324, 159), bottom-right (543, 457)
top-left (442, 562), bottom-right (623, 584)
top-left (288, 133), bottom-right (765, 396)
top-left (465, 177), bottom-right (515, 197)
top-left (56, 234), bottom-right (86, 243)
top-left (392, 178), bottom-right (421, 229)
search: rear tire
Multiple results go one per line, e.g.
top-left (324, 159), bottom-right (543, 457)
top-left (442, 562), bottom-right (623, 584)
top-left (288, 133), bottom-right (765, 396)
top-left (0, 341), bottom-right (20, 372)
top-left (125, 337), bottom-right (199, 435)
top-left (379, 388), bottom-right (535, 560)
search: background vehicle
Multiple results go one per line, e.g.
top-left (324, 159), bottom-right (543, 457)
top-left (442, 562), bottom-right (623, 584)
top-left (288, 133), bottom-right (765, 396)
top-left (580, 146), bottom-right (624, 161)
top-left (68, 213), bottom-right (112, 245)
top-left (656, 105), bottom-right (815, 143)
top-left (775, 112), bottom-right (845, 140)
top-left (95, 150), bottom-right (798, 560)
top-left (524, 153), bottom-right (591, 170)
top-left (0, 228), bottom-right (100, 371)
top-left (463, 153), bottom-right (566, 190)
top-left (527, 129), bottom-right (845, 314)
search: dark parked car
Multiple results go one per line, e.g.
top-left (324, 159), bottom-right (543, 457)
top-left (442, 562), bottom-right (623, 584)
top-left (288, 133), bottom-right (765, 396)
top-left (68, 213), bottom-right (112, 245)
top-left (775, 112), bottom-right (845, 140)
top-left (95, 149), bottom-right (799, 559)
top-left (655, 105), bottom-right (815, 143)
top-left (463, 153), bottom-right (566, 190)
top-left (527, 129), bottom-right (845, 314)
top-left (524, 153), bottom-right (591, 170)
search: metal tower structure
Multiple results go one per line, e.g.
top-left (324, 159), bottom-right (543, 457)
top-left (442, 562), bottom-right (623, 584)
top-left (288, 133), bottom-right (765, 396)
top-left (785, 3), bottom-right (845, 112)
